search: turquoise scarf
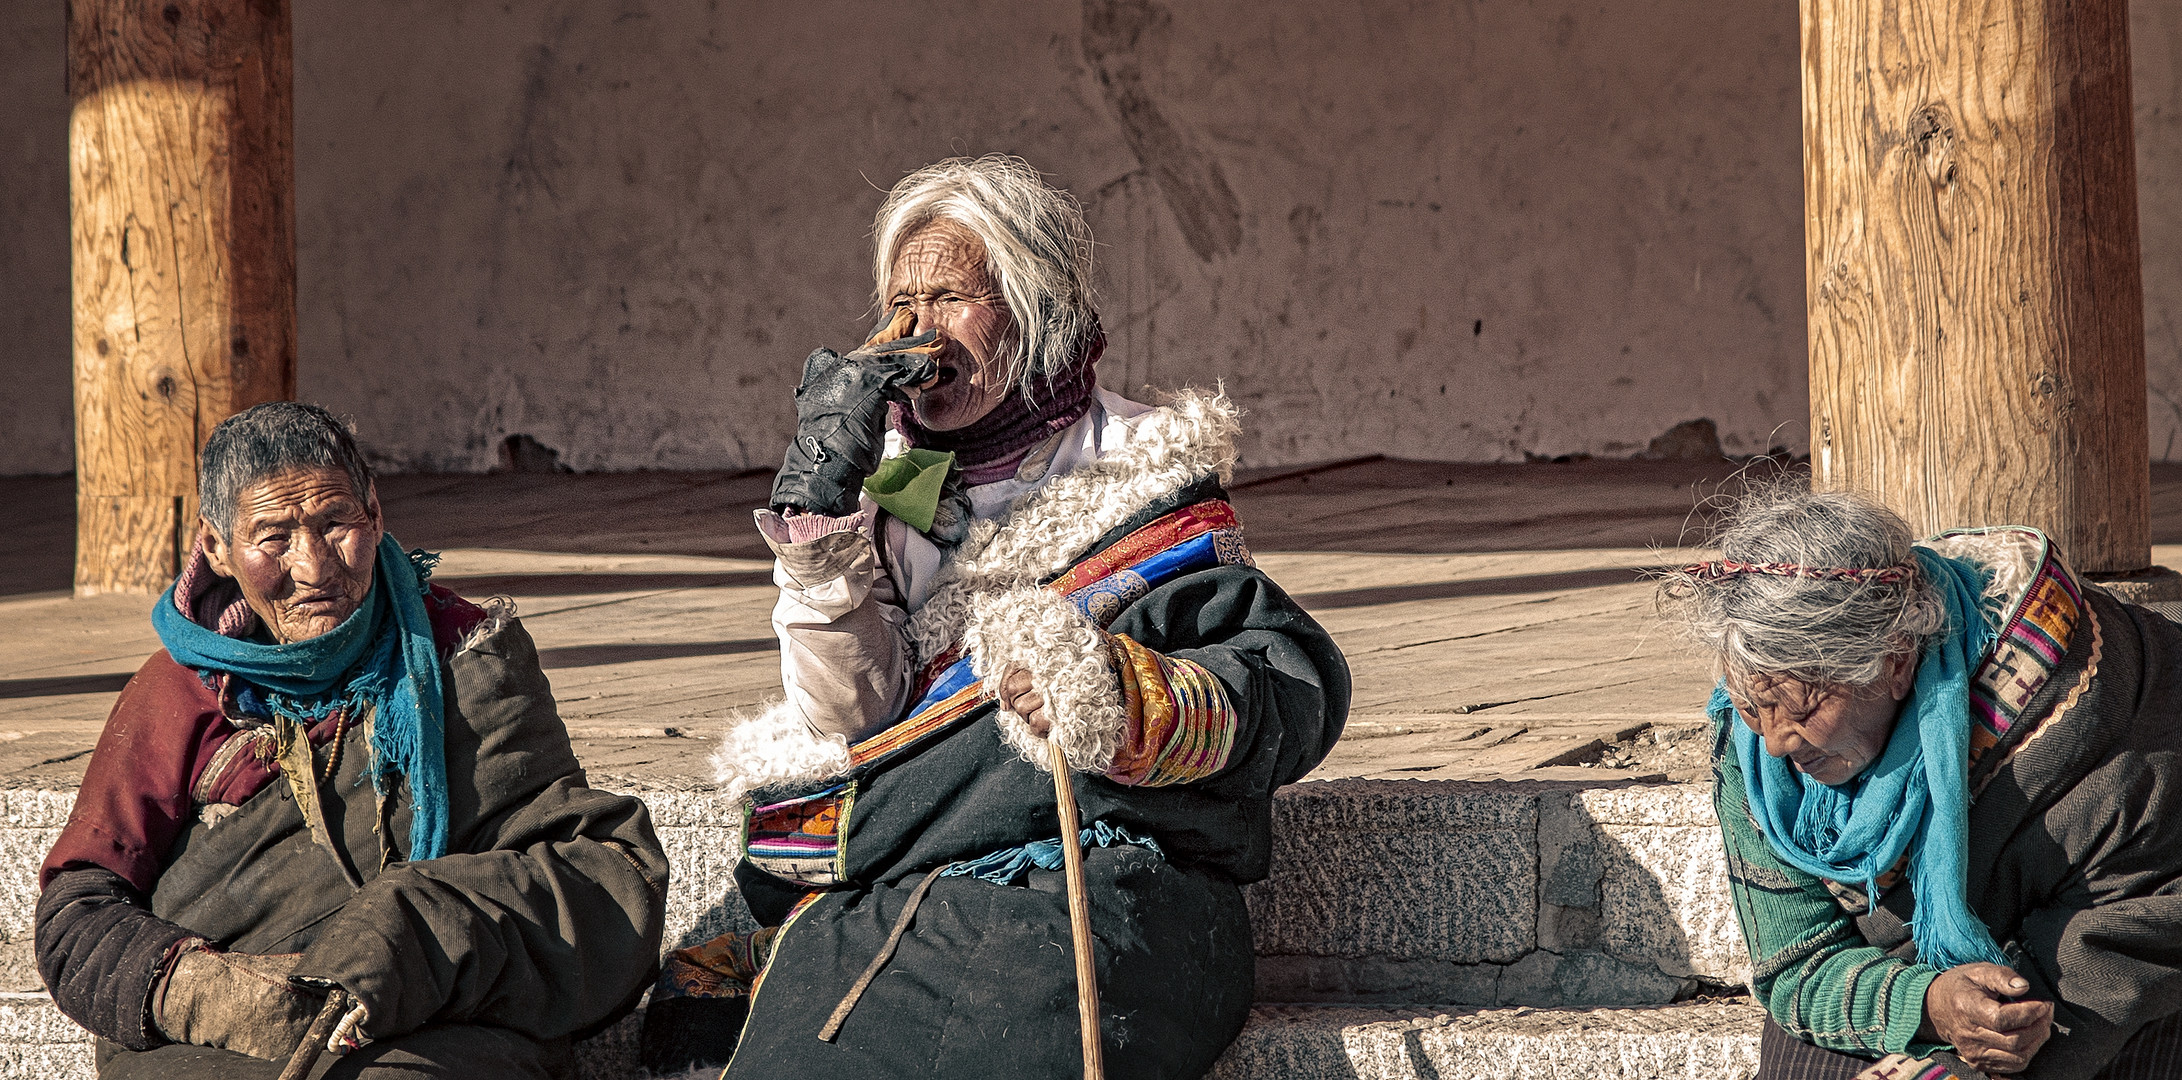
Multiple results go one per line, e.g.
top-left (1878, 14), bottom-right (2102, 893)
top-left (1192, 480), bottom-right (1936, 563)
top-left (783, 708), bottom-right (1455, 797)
top-left (153, 533), bottom-right (451, 861)
top-left (1713, 546), bottom-right (2005, 972)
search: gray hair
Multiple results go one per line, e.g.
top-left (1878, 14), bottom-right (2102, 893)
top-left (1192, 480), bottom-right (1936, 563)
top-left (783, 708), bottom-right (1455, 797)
top-left (872, 155), bottom-right (1099, 398)
top-left (1655, 482), bottom-right (1948, 686)
top-left (199, 402), bottom-right (375, 541)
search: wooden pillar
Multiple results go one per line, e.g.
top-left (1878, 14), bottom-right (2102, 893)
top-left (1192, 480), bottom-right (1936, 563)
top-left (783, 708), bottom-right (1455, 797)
top-left (1804, 0), bottom-right (2151, 574)
top-left (69, 0), bottom-right (295, 596)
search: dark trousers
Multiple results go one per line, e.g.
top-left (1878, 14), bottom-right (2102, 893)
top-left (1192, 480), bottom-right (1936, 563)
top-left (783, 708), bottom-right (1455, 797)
top-left (96, 1024), bottom-right (573, 1080)
top-left (1759, 1015), bottom-right (2182, 1080)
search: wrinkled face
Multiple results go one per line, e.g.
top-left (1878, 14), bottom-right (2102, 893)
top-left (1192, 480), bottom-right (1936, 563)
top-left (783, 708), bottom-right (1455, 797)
top-left (885, 221), bottom-right (1015, 431)
top-left (204, 466), bottom-right (384, 643)
top-left (1725, 653), bottom-right (1917, 786)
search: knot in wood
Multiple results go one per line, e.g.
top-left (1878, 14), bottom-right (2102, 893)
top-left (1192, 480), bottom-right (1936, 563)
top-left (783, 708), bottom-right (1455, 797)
top-left (1909, 105), bottom-right (1956, 188)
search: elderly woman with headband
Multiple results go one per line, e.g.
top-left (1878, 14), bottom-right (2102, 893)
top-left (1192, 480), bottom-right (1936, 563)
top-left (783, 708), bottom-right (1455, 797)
top-left (641, 156), bottom-right (1349, 1079)
top-left (1659, 486), bottom-right (2182, 1080)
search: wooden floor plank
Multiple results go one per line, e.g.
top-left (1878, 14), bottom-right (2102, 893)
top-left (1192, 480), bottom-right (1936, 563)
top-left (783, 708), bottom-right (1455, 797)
top-left (8, 459), bottom-right (2171, 784)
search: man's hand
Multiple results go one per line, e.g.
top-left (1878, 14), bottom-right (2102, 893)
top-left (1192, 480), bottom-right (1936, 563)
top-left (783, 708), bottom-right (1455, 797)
top-left (998, 666), bottom-right (1052, 737)
top-left (769, 309), bottom-right (943, 517)
top-left (154, 944), bottom-right (326, 1061)
top-left (1919, 963), bottom-right (2055, 1074)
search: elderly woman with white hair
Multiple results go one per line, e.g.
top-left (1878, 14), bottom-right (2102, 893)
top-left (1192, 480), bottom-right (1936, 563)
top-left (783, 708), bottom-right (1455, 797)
top-left (641, 156), bottom-right (1349, 1078)
top-left (1659, 487), bottom-right (2182, 1080)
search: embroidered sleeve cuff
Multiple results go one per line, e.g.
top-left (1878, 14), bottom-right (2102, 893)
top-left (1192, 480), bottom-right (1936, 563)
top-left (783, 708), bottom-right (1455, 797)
top-left (753, 509), bottom-right (877, 590)
top-left (754, 508), bottom-right (873, 546)
top-left (1102, 632), bottom-right (1241, 787)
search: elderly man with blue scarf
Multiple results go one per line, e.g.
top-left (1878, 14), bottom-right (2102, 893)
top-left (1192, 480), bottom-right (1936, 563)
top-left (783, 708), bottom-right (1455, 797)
top-left (1660, 487), bottom-right (2182, 1080)
top-left (33, 402), bottom-right (668, 1079)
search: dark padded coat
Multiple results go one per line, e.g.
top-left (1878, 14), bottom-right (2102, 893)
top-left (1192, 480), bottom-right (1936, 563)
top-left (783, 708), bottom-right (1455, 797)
top-left (725, 479), bottom-right (1350, 1080)
top-left (36, 592), bottom-right (668, 1070)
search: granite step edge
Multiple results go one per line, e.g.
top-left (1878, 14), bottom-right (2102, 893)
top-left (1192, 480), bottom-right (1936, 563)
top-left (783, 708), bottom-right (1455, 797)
top-left (0, 992), bottom-right (1768, 1080)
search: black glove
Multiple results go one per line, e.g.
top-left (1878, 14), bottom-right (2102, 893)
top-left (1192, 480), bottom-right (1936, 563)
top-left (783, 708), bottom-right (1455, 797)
top-left (769, 314), bottom-right (941, 517)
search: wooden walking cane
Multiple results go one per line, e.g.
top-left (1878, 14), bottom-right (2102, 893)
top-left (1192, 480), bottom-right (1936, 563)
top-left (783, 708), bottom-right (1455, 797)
top-left (278, 987), bottom-right (352, 1080)
top-left (1048, 741), bottom-right (1106, 1080)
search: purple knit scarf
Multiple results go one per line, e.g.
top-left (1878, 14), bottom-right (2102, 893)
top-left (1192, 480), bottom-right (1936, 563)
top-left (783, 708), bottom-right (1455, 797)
top-left (893, 330), bottom-right (1103, 484)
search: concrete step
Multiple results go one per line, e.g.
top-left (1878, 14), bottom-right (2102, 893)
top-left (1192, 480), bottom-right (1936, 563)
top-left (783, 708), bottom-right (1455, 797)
top-left (0, 992), bottom-right (1767, 1080)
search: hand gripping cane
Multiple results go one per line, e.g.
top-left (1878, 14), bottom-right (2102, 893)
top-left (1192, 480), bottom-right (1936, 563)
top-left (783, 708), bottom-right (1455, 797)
top-left (1048, 741), bottom-right (1106, 1080)
top-left (278, 987), bottom-right (352, 1080)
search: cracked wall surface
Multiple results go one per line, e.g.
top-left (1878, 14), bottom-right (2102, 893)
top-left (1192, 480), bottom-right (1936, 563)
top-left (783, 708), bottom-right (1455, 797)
top-left (7, 0), bottom-right (2182, 473)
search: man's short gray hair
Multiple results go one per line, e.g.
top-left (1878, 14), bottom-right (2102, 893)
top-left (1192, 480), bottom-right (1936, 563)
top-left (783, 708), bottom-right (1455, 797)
top-left (1656, 482), bottom-right (1948, 686)
top-left (872, 155), bottom-right (1098, 398)
top-left (199, 401), bottom-right (374, 541)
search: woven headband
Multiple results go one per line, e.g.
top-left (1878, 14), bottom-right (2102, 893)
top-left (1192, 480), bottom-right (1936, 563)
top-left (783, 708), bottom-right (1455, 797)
top-left (1682, 559), bottom-right (1913, 585)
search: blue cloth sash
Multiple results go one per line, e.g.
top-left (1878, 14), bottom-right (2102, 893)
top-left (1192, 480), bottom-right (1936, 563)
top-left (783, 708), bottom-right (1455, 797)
top-left (1715, 546), bottom-right (2005, 972)
top-left (154, 533), bottom-right (452, 861)
top-left (941, 820), bottom-right (1164, 886)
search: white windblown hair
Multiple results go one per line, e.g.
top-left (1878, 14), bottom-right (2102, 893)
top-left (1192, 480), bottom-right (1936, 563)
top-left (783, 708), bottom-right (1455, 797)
top-left (872, 155), bottom-right (1098, 399)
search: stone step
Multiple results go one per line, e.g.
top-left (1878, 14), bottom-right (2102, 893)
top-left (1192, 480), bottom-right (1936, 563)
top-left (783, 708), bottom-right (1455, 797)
top-left (0, 776), bottom-right (1747, 1008)
top-left (1212, 1001), bottom-right (1764, 1080)
top-left (0, 776), bottom-right (1750, 1072)
top-left (0, 992), bottom-right (1767, 1080)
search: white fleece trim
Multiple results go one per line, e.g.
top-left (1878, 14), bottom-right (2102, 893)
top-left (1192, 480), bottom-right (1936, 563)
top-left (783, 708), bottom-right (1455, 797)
top-left (905, 388), bottom-right (1240, 667)
top-left (961, 586), bottom-right (1128, 774)
top-left (707, 387), bottom-right (1237, 789)
top-left (455, 596), bottom-right (518, 655)
top-left (707, 699), bottom-right (853, 805)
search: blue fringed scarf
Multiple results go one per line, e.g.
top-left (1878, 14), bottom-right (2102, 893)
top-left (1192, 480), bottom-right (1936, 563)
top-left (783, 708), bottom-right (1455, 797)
top-left (153, 533), bottom-right (452, 861)
top-left (1712, 546), bottom-right (2006, 972)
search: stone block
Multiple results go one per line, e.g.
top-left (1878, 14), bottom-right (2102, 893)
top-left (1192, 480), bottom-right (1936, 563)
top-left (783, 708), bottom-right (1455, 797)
top-left (0, 790), bottom-right (76, 831)
top-left (1255, 955), bottom-right (1503, 1005)
top-left (1496, 949), bottom-right (1694, 1008)
top-left (1249, 780), bottom-right (1537, 964)
top-left (0, 828), bottom-right (61, 945)
top-left (654, 823), bottom-right (759, 949)
top-left (0, 1044), bottom-right (95, 1080)
top-left (1210, 1002), bottom-right (1764, 1080)
top-left (1537, 785), bottom-right (1747, 986)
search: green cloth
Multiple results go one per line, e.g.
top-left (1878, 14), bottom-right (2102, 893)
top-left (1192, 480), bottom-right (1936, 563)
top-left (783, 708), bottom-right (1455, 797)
top-left (862, 449), bottom-right (955, 533)
top-left (1714, 717), bottom-right (1942, 1059)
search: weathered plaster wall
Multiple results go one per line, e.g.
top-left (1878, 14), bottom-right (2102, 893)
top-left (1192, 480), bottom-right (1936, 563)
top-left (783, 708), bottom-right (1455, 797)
top-left (0, 2), bottom-right (71, 476)
top-left (286, 0), bottom-right (1810, 471)
top-left (3, 0), bottom-right (2181, 473)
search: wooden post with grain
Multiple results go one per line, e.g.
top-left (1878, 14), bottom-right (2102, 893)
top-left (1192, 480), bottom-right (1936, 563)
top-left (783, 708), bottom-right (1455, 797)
top-left (1802, 0), bottom-right (2150, 573)
top-left (70, 0), bottom-right (296, 595)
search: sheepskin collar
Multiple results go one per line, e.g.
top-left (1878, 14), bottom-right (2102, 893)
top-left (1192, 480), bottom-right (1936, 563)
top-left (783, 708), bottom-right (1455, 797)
top-left (903, 389), bottom-right (1239, 667)
top-left (711, 388), bottom-right (1241, 799)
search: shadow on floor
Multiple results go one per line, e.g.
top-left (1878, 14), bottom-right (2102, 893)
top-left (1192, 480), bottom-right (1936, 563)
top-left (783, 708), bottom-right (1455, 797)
top-left (0, 672), bottom-right (135, 699)
top-left (437, 571), bottom-right (774, 595)
top-left (1293, 567), bottom-right (1662, 609)
top-left (536, 639), bottom-right (776, 669)
top-left (14, 461), bottom-right (2182, 598)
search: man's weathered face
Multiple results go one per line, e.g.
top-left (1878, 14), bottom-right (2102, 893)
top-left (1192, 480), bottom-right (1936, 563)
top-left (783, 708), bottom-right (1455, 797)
top-left (1724, 652), bottom-right (1916, 786)
top-left (204, 466), bottom-right (384, 643)
top-left (885, 221), bottom-right (1014, 431)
